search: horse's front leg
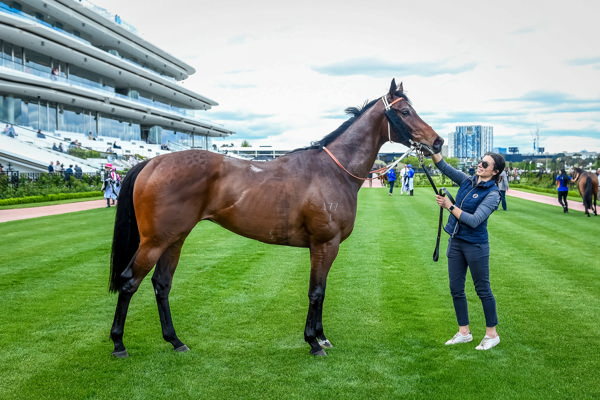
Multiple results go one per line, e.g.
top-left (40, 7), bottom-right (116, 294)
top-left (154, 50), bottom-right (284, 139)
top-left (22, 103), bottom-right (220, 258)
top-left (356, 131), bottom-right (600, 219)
top-left (305, 236), bottom-right (340, 356)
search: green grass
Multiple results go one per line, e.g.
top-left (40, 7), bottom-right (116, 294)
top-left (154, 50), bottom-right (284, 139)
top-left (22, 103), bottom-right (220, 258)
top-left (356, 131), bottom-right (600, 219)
top-left (0, 189), bottom-right (598, 399)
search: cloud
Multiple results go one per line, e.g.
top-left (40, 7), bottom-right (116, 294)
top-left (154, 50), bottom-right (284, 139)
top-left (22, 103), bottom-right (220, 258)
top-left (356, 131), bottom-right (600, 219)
top-left (492, 91), bottom-right (600, 114)
top-left (566, 57), bottom-right (600, 67)
top-left (312, 58), bottom-right (477, 78)
top-left (205, 110), bottom-right (275, 122)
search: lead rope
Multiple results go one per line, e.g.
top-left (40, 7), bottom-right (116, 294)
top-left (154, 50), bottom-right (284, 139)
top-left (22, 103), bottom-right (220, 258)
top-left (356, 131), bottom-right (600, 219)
top-left (416, 151), bottom-right (454, 262)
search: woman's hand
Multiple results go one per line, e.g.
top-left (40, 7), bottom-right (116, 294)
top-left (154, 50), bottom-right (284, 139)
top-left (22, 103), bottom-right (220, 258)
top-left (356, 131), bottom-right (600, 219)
top-left (436, 194), bottom-right (451, 209)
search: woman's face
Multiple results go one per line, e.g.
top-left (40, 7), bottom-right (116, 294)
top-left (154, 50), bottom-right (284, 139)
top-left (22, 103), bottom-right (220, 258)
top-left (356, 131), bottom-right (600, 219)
top-left (476, 155), bottom-right (496, 180)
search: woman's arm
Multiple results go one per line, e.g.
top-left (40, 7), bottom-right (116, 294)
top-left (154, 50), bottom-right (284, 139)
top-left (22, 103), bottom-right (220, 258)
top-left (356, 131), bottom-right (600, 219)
top-left (434, 155), bottom-right (469, 186)
top-left (436, 190), bottom-right (499, 227)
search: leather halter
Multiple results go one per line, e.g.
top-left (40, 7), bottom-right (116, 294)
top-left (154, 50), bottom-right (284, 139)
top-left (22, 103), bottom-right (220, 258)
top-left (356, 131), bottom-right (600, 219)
top-left (381, 95), bottom-right (415, 147)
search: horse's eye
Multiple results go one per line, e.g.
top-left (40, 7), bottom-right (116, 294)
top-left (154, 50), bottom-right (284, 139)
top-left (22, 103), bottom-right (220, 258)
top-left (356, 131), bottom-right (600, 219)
top-left (400, 109), bottom-right (410, 117)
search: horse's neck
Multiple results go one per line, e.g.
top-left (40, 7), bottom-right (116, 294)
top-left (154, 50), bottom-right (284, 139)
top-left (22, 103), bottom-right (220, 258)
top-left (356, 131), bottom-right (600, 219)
top-left (326, 104), bottom-right (387, 179)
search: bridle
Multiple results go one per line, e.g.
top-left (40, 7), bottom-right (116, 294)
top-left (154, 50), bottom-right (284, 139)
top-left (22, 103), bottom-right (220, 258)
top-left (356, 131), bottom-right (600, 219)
top-left (381, 95), bottom-right (414, 147)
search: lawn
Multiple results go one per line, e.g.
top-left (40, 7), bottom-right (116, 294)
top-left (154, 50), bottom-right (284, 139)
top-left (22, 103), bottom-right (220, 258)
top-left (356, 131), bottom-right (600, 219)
top-left (0, 188), bottom-right (598, 399)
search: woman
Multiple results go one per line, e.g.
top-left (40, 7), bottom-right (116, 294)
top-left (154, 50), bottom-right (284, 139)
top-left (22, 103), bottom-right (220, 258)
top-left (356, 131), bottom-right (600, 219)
top-left (102, 163), bottom-right (119, 207)
top-left (432, 152), bottom-right (505, 350)
top-left (556, 169), bottom-right (571, 213)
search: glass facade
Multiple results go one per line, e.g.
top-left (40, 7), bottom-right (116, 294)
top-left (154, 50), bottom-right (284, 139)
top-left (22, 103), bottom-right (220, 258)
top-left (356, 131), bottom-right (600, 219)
top-left (451, 125), bottom-right (494, 160)
top-left (0, 0), bottom-right (228, 149)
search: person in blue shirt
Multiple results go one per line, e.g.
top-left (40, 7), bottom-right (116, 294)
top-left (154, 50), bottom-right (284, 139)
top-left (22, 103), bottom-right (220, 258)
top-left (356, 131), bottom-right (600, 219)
top-left (404, 164), bottom-right (415, 195)
top-left (431, 152), bottom-right (505, 351)
top-left (556, 169), bottom-right (571, 213)
top-left (387, 167), bottom-right (396, 196)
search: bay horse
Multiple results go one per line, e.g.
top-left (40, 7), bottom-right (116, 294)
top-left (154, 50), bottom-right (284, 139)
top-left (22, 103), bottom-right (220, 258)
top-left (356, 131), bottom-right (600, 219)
top-left (109, 79), bottom-right (443, 357)
top-left (572, 167), bottom-right (598, 216)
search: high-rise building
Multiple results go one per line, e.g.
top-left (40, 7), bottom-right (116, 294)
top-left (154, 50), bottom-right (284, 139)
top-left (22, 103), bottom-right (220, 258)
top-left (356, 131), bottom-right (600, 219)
top-left (449, 125), bottom-right (493, 160)
top-left (0, 0), bottom-right (233, 148)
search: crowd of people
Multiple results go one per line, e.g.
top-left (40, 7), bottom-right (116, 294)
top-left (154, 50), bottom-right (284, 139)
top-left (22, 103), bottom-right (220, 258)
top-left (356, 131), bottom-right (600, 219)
top-left (47, 160), bottom-right (83, 181)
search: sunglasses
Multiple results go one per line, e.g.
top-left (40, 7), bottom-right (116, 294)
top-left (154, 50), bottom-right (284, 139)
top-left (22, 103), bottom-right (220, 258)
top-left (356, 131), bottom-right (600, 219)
top-left (478, 160), bottom-right (490, 169)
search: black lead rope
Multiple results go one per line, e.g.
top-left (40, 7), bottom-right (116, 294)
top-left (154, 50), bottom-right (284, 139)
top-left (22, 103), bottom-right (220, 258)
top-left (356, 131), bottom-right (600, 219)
top-left (419, 160), bottom-right (455, 262)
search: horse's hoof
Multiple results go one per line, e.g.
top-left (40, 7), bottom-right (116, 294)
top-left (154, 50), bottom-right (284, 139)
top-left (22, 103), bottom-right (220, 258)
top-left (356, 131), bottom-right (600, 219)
top-left (112, 349), bottom-right (129, 358)
top-left (311, 348), bottom-right (327, 356)
top-left (175, 344), bottom-right (190, 352)
top-left (318, 339), bottom-right (333, 348)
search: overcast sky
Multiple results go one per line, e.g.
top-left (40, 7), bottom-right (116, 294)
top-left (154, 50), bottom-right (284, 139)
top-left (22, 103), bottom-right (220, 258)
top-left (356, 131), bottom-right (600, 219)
top-left (93, 0), bottom-right (600, 154)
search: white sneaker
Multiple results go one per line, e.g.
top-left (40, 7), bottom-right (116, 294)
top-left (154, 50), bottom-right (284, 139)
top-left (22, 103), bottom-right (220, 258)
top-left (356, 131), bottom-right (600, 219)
top-left (475, 335), bottom-right (500, 350)
top-left (445, 332), bottom-right (473, 345)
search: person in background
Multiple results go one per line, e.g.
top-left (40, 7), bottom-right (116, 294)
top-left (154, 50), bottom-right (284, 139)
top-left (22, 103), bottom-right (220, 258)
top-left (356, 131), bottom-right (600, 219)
top-left (387, 167), bottom-right (396, 196)
top-left (102, 163), bottom-right (119, 207)
top-left (431, 151), bottom-right (505, 351)
top-left (405, 164), bottom-right (415, 196)
top-left (74, 164), bottom-right (83, 179)
top-left (7, 124), bottom-right (16, 137)
top-left (399, 164), bottom-right (407, 195)
top-left (556, 169), bottom-right (571, 213)
top-left (497, 169), bottom-right (509, 210)
top-left (48, 161), bottom-right (54, 173)
top-left (64, 164), bottom-right (73, 186)
top-left (37, 129), bottom-right (46, 139)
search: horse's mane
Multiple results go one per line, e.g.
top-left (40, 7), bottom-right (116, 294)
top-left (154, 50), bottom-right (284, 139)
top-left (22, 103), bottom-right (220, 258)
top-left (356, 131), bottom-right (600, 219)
top-left (285, 90), bottom-right (410, 155)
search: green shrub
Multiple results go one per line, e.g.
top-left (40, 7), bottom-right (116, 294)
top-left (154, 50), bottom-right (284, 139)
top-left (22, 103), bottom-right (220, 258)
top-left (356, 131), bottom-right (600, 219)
top-left (0, 191), bottom-right (102, 205)
top-left (0, 172), bottom-right (102, 200)
top-left (67, 147), bottom-right (102, 159)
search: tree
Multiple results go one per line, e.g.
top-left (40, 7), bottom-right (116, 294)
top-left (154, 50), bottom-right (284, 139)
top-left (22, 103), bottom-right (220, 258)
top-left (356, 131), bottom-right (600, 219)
top-left (241, 140), bottom-right (251, 147)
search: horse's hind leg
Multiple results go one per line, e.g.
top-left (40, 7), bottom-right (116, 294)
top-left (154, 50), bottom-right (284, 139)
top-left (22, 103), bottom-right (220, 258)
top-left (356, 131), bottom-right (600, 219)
top-left (152, 240), bottom-right (188, 352)
top-left (110, 244), bottom-right (163, 357)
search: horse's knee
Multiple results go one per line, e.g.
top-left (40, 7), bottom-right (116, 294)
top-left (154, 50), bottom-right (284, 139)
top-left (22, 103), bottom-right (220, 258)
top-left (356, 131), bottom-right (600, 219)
top-left (308, 286), bottom-right (325, 305)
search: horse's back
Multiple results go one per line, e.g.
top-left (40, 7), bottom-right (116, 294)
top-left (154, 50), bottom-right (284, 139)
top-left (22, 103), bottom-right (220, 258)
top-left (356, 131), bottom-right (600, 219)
top-left (132, 149), bottom-right (358, 248)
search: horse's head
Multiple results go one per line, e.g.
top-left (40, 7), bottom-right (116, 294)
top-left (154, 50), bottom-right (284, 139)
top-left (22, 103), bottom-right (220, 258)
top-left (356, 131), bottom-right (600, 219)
top-left (383, 79), bottom-right (443, 155)
top-left (572, 167), bottom-right (583, 181)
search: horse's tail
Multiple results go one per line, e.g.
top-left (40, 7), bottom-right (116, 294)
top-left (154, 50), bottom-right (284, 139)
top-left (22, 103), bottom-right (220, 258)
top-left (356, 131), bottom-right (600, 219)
top-left (109, 160), bottom-right (150, 292)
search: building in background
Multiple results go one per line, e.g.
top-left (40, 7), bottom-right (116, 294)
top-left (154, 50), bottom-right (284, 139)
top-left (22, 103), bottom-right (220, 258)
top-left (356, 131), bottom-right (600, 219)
top-left (448, 125), bottom-right (493, 160)
top-left (0, 0), bottom-right (233, 149)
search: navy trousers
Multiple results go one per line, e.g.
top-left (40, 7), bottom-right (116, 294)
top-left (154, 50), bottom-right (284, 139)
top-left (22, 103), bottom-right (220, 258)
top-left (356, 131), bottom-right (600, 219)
top-left (446, 237), bottom-right (498, 328)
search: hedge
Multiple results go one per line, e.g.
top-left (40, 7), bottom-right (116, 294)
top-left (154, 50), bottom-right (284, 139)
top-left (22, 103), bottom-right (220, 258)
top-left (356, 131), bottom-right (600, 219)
top-left (0, 191), bottom-right (103, 206)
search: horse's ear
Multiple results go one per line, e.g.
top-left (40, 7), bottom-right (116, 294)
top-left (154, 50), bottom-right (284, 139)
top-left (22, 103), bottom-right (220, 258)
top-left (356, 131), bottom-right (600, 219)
top-left (389, 79), bottom-right (397, 95)
top-left (398, 81), bottom-right (404, 92)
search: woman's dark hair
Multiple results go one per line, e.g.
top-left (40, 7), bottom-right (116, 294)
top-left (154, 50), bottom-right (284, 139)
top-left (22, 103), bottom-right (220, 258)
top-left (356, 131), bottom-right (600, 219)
top-left (487, 153), bottom-right (506, 185)
top-left (559, 169), bottom-right (570, 184)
